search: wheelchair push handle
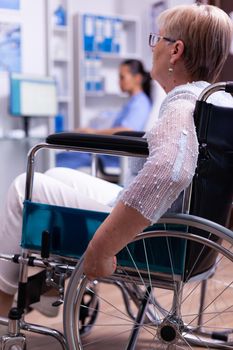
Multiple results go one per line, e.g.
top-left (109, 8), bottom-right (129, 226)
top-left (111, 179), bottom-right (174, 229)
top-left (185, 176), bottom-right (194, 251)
top-left (198, 81), bottom-right (233, 101)
top-left (225, 81), bottom-right (233, 93)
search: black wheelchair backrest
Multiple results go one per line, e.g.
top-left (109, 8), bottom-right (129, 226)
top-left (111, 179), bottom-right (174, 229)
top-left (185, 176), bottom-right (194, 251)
top-left (186, 83), bottom-right (233, 277)
top-left (191, 100), bottom-right (233, 225)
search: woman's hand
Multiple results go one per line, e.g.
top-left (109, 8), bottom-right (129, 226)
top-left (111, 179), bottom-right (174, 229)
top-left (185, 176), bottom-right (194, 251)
top-left (83, 202), bottom-right (149, 280)
top-left (83, 241), bottom-right (117, 280)
top-left (75, 127), bottom-right (95, 134)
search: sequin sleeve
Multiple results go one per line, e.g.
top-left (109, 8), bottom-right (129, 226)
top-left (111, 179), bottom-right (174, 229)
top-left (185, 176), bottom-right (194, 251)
top-left (119, 93), bottom-right (199, 223)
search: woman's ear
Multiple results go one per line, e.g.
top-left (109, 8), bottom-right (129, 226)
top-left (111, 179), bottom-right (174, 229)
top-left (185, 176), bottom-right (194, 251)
top-left (134, 73), bottom-right (143, 86)
top-left (170, 40), bottom-right (185, 64)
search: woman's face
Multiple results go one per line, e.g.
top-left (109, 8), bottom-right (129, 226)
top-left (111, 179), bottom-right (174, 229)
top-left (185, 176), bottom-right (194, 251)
top-left (119, 64), bottom-right (139, 94)
top-left (150, 30), bottom-right (173, 88)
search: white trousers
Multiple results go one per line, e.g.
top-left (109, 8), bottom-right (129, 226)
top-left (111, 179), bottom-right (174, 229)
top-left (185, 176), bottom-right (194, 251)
top-left (0, 168), bottom-right (122, 294)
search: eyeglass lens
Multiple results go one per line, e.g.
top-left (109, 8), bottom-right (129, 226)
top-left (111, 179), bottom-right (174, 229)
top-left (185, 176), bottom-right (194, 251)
top-left (149, 33), bottom-right (159, 47)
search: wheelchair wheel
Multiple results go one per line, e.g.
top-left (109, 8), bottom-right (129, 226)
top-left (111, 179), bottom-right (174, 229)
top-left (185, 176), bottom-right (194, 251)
top-left (63, 215), bottom-right (233, 349)
top-left (79, 282), bottom-right (99, 336)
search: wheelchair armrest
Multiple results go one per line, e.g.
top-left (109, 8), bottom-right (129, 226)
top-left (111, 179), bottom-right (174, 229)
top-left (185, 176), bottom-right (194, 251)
top-left (46, 132), bottom-right (149, 156)
top-left (114, 131), bottom-right (145, 138)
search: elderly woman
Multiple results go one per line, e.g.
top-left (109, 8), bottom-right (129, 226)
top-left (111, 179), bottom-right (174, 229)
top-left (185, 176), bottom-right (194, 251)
top-left (83, 3), bottom-right (233, 278)
top-left (0, 3), bottom-right (232, 317)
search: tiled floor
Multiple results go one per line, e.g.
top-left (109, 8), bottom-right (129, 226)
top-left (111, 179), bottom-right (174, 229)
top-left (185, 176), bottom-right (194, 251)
top-left (23, 307), bottom-right (63, 350)
top-left (1, 252), bottom-right (233, 350)
top-left (23, 307), bottom-right (64, 349)
top-left (1, 278), bottom-right (233, 350)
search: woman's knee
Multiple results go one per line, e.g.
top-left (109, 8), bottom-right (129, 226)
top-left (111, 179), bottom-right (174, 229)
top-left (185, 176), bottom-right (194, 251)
top-left (8, 172), bottom-right (45, 205)
top-left (7, 173), bottom-right (27, 208)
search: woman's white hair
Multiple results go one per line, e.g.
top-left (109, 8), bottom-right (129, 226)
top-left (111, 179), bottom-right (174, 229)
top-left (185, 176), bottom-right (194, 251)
top-left (157, 3), bottom-right (233, 82)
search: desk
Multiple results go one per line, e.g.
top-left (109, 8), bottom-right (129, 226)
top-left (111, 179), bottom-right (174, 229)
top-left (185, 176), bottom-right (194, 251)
top-left (0, 137), bottom-right (52, 211)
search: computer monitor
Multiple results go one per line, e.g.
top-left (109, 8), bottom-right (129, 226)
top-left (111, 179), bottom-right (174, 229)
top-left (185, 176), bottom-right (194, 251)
top-left (9, 73), bottom-right (58, 136)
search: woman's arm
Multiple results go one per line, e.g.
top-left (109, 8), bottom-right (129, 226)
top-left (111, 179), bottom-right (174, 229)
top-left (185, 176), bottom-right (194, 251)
top-left (83, 96), bottom-right (199, 280)
top-left (83, 201), bottom-right (149, 280)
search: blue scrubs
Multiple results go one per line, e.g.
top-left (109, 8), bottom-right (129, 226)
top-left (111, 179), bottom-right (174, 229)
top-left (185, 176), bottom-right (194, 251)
top-left (112, 92), bottom-right (151, 130)
top-left (56, 91), bottom-right (152, 169)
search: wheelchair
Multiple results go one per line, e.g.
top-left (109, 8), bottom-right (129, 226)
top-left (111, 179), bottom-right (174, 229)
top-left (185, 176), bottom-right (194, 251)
top-left (0, 81), bottom-right (232, 349)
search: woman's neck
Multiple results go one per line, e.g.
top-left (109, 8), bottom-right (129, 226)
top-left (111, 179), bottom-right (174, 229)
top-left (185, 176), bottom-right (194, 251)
top-left (129, 86), bottom-right (143, 97)
top-left (165, 80), bottom-right (190, 94)
top-left (164, 65), bottom-right (194, 93)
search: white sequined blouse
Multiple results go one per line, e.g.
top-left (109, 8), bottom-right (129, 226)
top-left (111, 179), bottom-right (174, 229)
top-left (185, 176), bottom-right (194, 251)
top-left (119, 81), bottom-right (233, 223)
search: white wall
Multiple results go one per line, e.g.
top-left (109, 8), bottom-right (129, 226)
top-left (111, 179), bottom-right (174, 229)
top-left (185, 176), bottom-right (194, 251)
top-left (21, 0), bottom-right (46, 74)
top-left (116, 0), bottom-right (195, 124)
top-left (116, 0), bottom-right (152, 71)
top-left (117, 0), bottom-right (195, 70)
top-left (0, 0), bottom-right (119, 135)
top-left (0, 0), bottom-right (46, 135)
top-left (168, 0), bottom-right (194, 5)
top-left (0, 0), bottom-right (195, 136)
top-left (70, 0), bottom-right (118, 16)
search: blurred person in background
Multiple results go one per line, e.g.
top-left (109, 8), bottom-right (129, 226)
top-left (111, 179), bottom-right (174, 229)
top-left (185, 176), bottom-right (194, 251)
top-left (56, 59), bottom-right (153, 169)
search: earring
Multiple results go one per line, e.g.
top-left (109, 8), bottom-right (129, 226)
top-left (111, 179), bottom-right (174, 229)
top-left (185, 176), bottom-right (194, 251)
top-left (168, 67), bottom-right (173, 74)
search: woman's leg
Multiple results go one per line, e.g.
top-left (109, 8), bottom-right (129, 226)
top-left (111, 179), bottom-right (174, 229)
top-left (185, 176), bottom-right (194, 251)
top-left (44, 167), bottom-right (122, 207)
top-left (0, 168), bottom-right (122, 315)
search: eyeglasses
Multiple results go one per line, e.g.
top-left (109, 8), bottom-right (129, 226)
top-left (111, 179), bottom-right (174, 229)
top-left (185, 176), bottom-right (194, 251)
top-left (149, 33), bottom-right (176, 47)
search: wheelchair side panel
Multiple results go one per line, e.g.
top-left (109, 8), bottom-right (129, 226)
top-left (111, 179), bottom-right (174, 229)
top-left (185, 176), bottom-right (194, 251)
top-left (21, 201), bottom-right (187, 275)
top-left (21, 200), bottom-right (109, 258)
top-left (118, 227), bottom-right (187, 275)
